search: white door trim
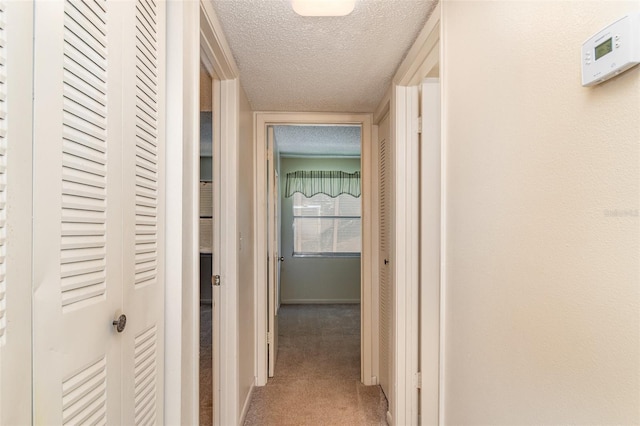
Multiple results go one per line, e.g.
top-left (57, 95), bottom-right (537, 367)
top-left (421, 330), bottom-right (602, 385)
top-left (254, 112), bottom-right (374, 386)
top-left (391, 86), bottom-right (421, 425)
top-left (387, 4), bottom-right (442, 424)
top-left (420, 78), bottom-right (442, 426)
top-left (218, 78), bottom-right (240, 425)
top-left (165, 2), bottom-right (240, 425)
top-left (165, 2), bottom-right (200, 424)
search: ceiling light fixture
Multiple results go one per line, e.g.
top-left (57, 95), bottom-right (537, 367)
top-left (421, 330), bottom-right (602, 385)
top-left (291, 0), bottom-right (356, 17)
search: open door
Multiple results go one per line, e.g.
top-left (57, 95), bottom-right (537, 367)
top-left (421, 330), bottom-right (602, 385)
top-left (267, 126), bottom-right (281, 377)
top-left (419, 77), bottom-right (442, 425)
top-left (275, 169), bottom-right (282, 315)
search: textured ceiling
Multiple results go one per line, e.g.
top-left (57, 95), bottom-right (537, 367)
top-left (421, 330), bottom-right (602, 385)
top-left (274, 125), bottom-right (361, 157)
top-left (209, 0), bottom-right (437, 112)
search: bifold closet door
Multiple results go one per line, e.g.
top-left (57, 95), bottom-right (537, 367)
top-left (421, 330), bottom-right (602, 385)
top-left (120, 0), bottom-right (166, 423)
top-left (32, 1), bottom-right (165, 424)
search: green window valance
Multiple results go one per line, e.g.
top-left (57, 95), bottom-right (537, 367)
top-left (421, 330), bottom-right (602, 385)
top-left (285, 171), bottom-right (361, 198)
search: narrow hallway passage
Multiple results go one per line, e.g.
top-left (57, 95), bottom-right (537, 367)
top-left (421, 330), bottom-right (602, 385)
top-left (244, 305), bottom-right (387, 425)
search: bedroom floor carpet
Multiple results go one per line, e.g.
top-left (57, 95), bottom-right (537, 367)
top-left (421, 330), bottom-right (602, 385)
top-left (243, 304), bottom-right (388, 426)
top-left (200, 303), bottom-right (213, 426)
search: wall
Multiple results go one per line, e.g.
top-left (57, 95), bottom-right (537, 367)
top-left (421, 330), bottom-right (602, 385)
top-left (442, 1), bottom-right (639, 424)
top-left (280, 157), bottom-right (361, 303)
top-left (237, 84), bottom-right (255, 416)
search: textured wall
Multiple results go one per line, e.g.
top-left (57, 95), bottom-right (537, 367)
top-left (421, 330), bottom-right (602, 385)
top-left (238, 85), bottom-right (255, 414)
top-left (280, 157), bottom-right (361, 303)
top-left (442, 1), bottom-right (640, 424)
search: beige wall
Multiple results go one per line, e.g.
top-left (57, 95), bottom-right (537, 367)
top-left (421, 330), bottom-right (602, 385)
top-left (237, 85), bottom-right (255, 413)
top-left (442, 1), bottom-right (639, 424)
top-left (280, 157), bottom-right (361, 303)
top-left (200, 64), bottom-right (212, 112)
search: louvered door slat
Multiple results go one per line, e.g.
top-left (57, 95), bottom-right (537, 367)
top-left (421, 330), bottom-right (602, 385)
top-left (61, 0), bottom-right (108, 309)
top-left (133, 0), bottom-right (158, 291)
top-left (62, 357), bottom-right (107, 426)
top-left (133, 325), bottom-right (157, 426)
top-left (118, 0), bottom-right (164, 423)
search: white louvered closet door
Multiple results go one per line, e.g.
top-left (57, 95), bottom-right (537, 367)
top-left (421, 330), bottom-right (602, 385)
top-left (378, 113), bottom-right (392, 401)
top-left (32, 1), bottom-right (165, 424)
top-left (121, 0), bottom-right (166, 423)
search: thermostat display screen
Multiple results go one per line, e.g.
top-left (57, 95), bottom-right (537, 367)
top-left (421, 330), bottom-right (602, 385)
top-left (595, 37), bottom-right (613, 60)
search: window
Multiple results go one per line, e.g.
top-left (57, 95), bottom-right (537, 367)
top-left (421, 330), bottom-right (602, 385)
top-left (293, 192), bottom-right (361, 256)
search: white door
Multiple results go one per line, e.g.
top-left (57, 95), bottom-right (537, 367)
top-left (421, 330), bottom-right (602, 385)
top-left (275, 169), bottom-right (282, 315)
top-left (32, 1), bottom-right (165, 423)
top-left (419, 78), bottom-right (442, 425)
top-left (0, 2), bottom-right (34, 424)
top-left (378, 113), bottom-right (392, 400)
top-left (121, 0), bottom-right (166, 423)
top-left (267, 126), bottom-right (280, 377)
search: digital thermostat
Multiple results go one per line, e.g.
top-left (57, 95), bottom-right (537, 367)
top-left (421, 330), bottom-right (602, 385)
top-left (581, 12), bottom-right (640, 86)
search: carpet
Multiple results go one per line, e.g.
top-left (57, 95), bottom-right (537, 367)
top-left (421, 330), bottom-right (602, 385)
top-left (243, 304), bottom-right (388, 426)
top-left (200, 303), bottom-right (213, 425)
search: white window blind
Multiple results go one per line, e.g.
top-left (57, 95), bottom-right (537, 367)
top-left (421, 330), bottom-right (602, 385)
top-left (293, 192), bottom-right (361, 256)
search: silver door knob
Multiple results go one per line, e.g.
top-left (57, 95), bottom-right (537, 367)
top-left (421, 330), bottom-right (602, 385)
top-left (112, 313), bottom-right (127, 333)
top-left (279, 256), bottom-right (284, 262)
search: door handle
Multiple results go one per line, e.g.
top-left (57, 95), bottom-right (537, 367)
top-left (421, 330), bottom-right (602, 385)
top-left (384, 259), bottom-right (389, 265)
top-left (112, 312), bottom-right (127, 333)
top-left (279, 256), bottom-right (284, 262)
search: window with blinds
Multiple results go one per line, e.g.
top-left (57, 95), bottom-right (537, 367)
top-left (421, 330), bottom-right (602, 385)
top-left (292, 192), bottom-right (361, 256)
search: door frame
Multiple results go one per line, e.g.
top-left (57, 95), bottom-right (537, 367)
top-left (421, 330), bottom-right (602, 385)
top-left (165, 1), bottom-right (241, 425)
top-left (266, 126), bottom-right (279, 378)
top-left (375, 3), bottom-right (442, 424)
top-left (254, 112), bottom-right (375, 386)
top-left (1, 2), bottom-right (34, 423)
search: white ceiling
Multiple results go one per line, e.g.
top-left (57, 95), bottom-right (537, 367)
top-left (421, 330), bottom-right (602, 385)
top-left (274, 125), bottom-right (361, 157)
top-left (209, 0), bottom-right (438, 113)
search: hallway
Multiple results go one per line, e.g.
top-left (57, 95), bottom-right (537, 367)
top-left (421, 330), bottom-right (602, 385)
top-left (244, 305), bottom-right (387, 425)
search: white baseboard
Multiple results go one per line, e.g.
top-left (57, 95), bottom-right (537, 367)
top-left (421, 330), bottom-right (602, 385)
top-left (281, 298), bottom-right (360, 304)
top-left (239, 378), bottom-right (255, 425)
top-left (386, 410), bottom-right (393, 426)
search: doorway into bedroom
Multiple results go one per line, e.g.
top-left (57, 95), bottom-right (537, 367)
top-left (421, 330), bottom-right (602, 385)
top-left (245, 123), bottom-right (386, 423)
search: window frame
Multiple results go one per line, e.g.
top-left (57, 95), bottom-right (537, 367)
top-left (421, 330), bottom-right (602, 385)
top-left (291, 192), bottom-right (362, 258)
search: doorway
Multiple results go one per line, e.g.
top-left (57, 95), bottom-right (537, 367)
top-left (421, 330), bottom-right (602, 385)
top-left (255, 113), bottom-right (375, 387)
top-left (272, 125), bottom-right (363, 376)
top-left (198, 62), bottom-right (217, 426)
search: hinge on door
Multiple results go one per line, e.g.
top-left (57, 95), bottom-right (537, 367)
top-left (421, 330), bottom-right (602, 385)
top-left (417, 117), bottom-right (423, 134)
top-left (267, 331), bottom-right (273, 345)
top-left (212, 275), bottom-right (221, 286)
top-left (416, 372), bottom-right (422, 389)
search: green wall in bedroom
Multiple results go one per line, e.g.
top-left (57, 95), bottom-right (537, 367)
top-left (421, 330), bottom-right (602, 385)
top-left (279, 157), bottom-right (361, 304)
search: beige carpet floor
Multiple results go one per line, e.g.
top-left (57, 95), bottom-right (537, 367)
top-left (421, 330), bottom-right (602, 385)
top-left (200, 303), bottom-right (213, 425)
top-left (243, 304), bottom-right (388, 426)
